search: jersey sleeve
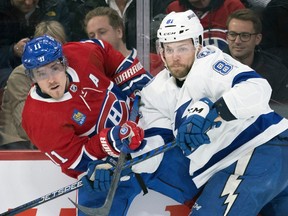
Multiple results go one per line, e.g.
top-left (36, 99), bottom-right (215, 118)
top-left (64, 40), bottom-right (153, 97)
top-left (112, 48), bottom-right (153, 96)
top-left (22, 98), bottom-right (110, 178)
top-left (130, 73), bottom-right (175, 173)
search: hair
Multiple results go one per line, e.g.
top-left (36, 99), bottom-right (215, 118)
top-left (84, 6), bottom-right (126, 42)
top-left (226, 8), bottom-right (262, 33)
top-left (34, 20), bottom-right (67, 44)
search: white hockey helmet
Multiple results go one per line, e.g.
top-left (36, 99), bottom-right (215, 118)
top-left (157, 10), bottom-right (203, 47)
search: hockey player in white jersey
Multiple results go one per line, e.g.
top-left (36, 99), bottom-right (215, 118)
top-left (132, 10), bottom-right (288, 215)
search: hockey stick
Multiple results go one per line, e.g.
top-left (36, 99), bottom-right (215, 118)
top-left (0, 141), bottom-right (176, 216)
top-left (70, 141), bottom-right (177, 216)
top-left (70, 94), bottom-right (141, 216)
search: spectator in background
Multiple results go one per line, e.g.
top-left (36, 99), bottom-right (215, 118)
top-left (68, 0), bottom-right (173, 47)
top-left (166, 0), bottom-right (245, 51)
top-left (225, 8), bottom-right (288, 117)
top-left (67, 0), bottom-right (107, 41)
top-left (0, 0), bottom-right (70, 88)
top-left (0, 20), bottom-right (67, 150)
top-left (85, 7), bottom-right (132, 58)
top-left (260, 0), bottom-right (288, 69)
top-left (84, 6), bottom-right (164, 76)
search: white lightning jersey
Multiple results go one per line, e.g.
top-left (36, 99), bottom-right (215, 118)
top-left (135, 45), bottom-right (288, 188)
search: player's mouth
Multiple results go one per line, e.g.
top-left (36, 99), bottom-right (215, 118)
top-left (171, 64), bottom-right (183, 68)
top-left (50, 85), bottom-right (60, 90)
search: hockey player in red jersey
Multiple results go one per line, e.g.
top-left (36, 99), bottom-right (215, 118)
top-left (21, 35), bottom-right (152, 215)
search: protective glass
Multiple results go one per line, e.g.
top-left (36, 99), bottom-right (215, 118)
top-left (32, 60), bottom-right (65, 81)
top-left (226, 31), bottom-right (258, 42)
top-left (163, 45), bottom-right (195, 56)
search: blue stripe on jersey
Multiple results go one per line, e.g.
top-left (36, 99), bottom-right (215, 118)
top-left (145, 127), bottom-right (174, 144)
top-left (193, 112), bottom-right (282, 177)
top-left (115, 49), bottom-right (135, 74)
top-left (232, 71), bottom-right (263, 87)
top-left (73, 151), bottom-right (93, 172)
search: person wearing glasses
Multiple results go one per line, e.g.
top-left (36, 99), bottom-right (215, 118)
top-left (130, 10), bottom-right (288, 215)
top-left (225, 8), bottom-right (288, 117)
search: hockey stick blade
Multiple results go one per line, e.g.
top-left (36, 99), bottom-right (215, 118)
top-left (0, 141), bottom-right (176, 216)
top-left (70, 151), bottom-right (126, 216)
top-left (69, 141), bottom-right (177, 216)
top-left (71, 95), bottom-right (141, 216)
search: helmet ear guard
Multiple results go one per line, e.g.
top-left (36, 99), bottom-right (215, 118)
top-left (157, 10), bottom-right (203, 48)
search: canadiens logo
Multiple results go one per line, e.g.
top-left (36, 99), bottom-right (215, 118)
top-left (70, 84), bottom-right (78, 92)
top-left (120, 126), bottom-right (129, 135)
top-left (72, 109), bottom-right (86, 125)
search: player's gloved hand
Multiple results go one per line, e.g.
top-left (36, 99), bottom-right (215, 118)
top-left (100, 121), bottom-right (145, 157)
top-left (176, 97), bottom-right (221, 156)
top-left (82, 156), bottom-right (117, 193)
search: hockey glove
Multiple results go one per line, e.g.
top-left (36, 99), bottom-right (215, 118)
top-left (82, 156), bottom-right (117, 193)
top-left (100, 121), bottom-right (145, 157)
top-left (176, 97), bottom-right (221, 156)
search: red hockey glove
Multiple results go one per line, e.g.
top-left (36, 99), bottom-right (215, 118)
top-left (100, 121), bottom-right (145, 157)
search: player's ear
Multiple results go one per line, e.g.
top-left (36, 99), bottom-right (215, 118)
top-left (159, 47), bottom-right (167, 65)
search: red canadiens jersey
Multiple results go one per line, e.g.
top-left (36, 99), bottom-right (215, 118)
top-left (22, 40), bottom-right (150, 178)
top-left (166, 0), bottom-right (245, 50)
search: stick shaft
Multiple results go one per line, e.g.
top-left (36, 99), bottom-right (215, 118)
top-left (0, 140), bottom-right (176, 216)
top-left (76, 95), bottom-right (141, 216)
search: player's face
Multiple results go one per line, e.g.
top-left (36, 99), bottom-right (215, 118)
top-left (11, 0), bottom-right (39, 14)
top-left (33, 60), bottom-right (68, 99)
top-left (161, 39), bottom-right (196, 79)
top-left (86, 15), bottom-right (122, 50)
top-left (227, 19), bottom-right (262, 62)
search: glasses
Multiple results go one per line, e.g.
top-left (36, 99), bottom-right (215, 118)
top-left (32, 61), bottom-right (65, 81)
top-left (226, 31), bottom-right (258, 42)
top-left (163, 45), bottom-right (195, 56)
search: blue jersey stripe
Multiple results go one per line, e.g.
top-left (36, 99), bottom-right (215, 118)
top-left (232, 71), bottom-right (263, 87)
top-left (194, 112), bottom-right (282, 177)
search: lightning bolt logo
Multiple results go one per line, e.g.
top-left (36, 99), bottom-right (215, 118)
top-left (174, 99), bottom-right (193, 130)
top-left (221, 174), bottom-right (242, 215)
top-left (220, 150), bottom-right (254, 215)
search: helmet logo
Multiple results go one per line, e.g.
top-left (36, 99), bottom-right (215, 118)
top-left (38, 56), bottom-right (45, 62)
top-left (166, 19), bottom-right (173, 24)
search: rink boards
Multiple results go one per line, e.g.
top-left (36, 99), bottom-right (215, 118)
top-left (0, 151), bottom-right (190, 216)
